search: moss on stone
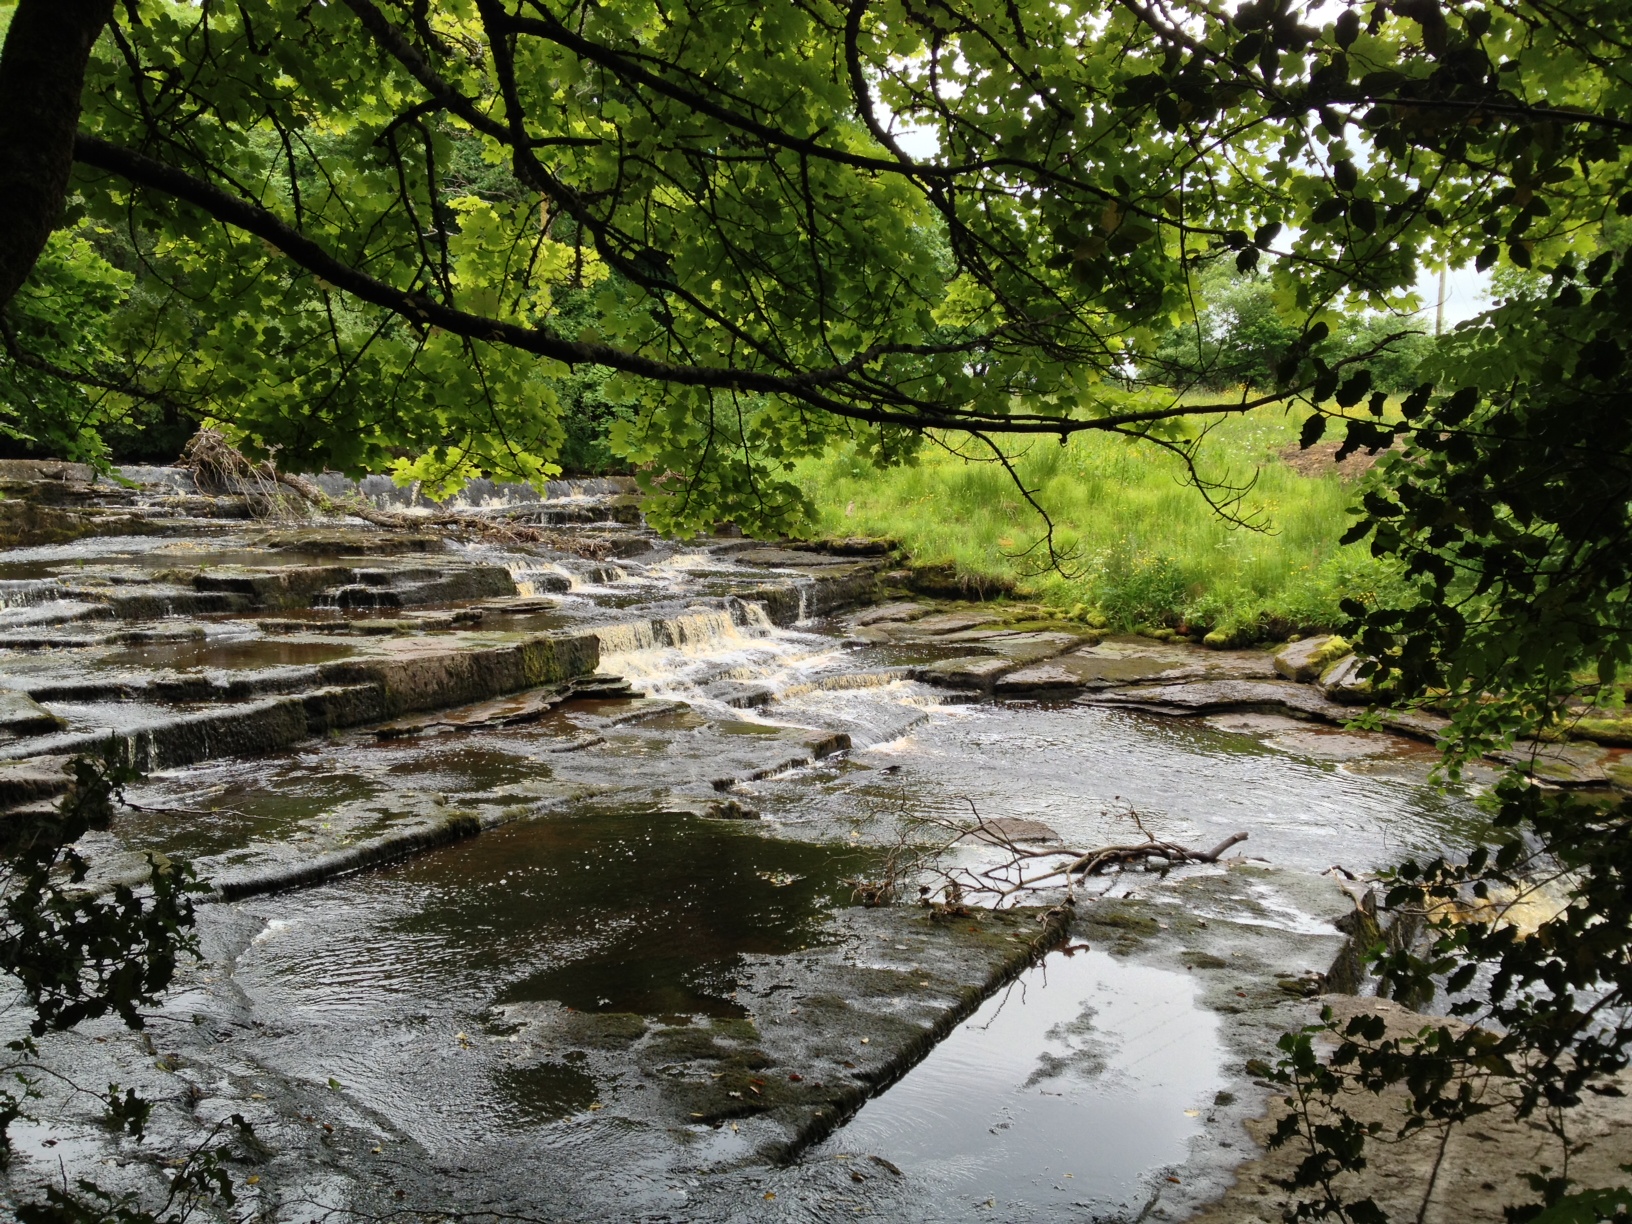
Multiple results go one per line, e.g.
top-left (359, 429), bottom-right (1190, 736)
top-left (562, 1011), bottom-right (649, 1049)
top-left (1083, 904), bottom-right (1161, 936)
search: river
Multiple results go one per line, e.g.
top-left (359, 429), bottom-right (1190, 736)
top-left (0, 461), bottom-right (1489, 1221)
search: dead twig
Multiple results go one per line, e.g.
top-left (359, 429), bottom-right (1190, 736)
top-left (914, 798), bottom-right (1249, 911)
top-left (182, 431), bottom-right (619, 558)
top-left (182, 428), bottom-right (306, 519)
top-left (121, 799), bottom-right (252, 820)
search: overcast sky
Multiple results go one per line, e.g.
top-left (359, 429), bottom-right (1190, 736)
top-left (1414, 261), bottom-right (1490, 329)
top-left (888, 126), bottom-right (1494, 331)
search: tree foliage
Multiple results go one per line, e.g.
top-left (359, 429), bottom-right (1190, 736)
top-left (1150, 265), bottom-right (1434, 393)
top-left (0, 748), bottom-right (254, 1222)
top-left (2, 0), bottom-right (1622, 527)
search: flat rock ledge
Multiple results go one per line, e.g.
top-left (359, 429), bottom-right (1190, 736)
top-left (1187, 996), bottom-right (1632, 1224)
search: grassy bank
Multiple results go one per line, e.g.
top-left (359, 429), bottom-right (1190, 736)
top-left (795, 409), bottom-right (1408, 641)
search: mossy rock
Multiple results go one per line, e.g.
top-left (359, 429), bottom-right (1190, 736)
top-left (1083, 904), bottom-right (1161, 937)
top-left (902, 562), bottom-right (1016, 600)
top-left (562, 1011), bottom-right (649, 1049)
top-left (705, 1016), bottom-right (762, 1043)
top-left (660, 1062), bottom-right (810, 1122)
top-left (642, 1021), bottom-right (768, 1067)
top-left (1274, 634), bottom-right (1351, 682)
top-left (1568, 715), bottom-right (1632, 748)
top-left (1318, 654), bottom-right (1375, 704)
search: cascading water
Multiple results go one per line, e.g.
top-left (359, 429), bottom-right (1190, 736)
top-left (0, 578), bottom-right (67, 608)
top-left (508, 560), bottom-right (578, 596)
top-left (0, 460), bottom-right (1506, 1224)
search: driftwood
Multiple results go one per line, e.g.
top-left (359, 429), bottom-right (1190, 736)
top-left (181, 429), bottom-right (615, 557)
top-left (915, 801), bottom-right (1250, 910)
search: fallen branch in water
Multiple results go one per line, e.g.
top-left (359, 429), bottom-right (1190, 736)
top-left (914, 800), bottom-right (1249, 911)
top-left (275, 469), bottom-right (409, 530)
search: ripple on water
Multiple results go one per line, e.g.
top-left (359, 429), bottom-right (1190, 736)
top-left (227, 809), bottom-right (878, 1145)
top-left (748, 701), bottom-right (1485, 874)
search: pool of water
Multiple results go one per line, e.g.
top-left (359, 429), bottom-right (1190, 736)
top-left (811, 947), bottom-right (1225, 1220)
top-left (95, 636), bottom-right (356, 671)
top-left (224, 809), bottom-right (877, 1147)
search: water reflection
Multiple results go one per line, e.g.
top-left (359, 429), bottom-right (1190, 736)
top-left (818, 948), bottom-right (1224, 1219)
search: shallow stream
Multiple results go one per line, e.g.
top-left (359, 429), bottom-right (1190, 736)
top-left (0, 466), bottom-right (1489, 1221)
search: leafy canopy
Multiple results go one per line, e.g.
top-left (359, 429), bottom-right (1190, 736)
top-left (0, 0), bottom-right (1613, 532)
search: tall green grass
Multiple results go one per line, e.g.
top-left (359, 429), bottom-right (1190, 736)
top-left (795, 409), bottom-right (1408, 639)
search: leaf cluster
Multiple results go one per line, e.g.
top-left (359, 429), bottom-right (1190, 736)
top-left (1259, 775), bottom-right (1632, 1221)
top-left (0, 746), bottom-right (244, 1224)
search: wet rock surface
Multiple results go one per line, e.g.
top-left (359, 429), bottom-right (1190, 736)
top-left (1188, 997), bottom-right (1632, 1224)
top-left (2, 460), bottom-right (1618, 1220)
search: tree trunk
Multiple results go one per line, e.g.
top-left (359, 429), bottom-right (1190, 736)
top-left (0, 0), bottom-right (113, 309)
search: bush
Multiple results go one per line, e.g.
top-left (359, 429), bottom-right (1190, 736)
top-left (1088, 545), bottom-right (1193, 630)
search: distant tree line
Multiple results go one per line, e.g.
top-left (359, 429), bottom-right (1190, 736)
top-left (1148, 264), bottom-right (1435, 395)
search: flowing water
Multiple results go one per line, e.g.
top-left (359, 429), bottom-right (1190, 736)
top-left (0, 464), bottom-right (1493, 1220)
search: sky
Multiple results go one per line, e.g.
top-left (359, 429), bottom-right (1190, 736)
top-left (890, 126), bottom-right (1493, 330)
top-left (1414, 261), bottom-right (1490, 329)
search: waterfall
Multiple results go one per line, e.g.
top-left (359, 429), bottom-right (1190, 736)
top-left (0, 579), bottom-right (67, 609)
top-left (507, 561), bottom-right (577, 597)
top-left (775, 671), bottom-right (905, 700)
top-left (593, 607), bottom-right (763, 659)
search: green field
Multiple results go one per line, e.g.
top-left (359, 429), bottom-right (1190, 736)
top-left (795, 408), bottom-right (1408, 641)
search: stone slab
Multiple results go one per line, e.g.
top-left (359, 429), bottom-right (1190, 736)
top-left (1078, 679), bottom-right (1353, 721)
top-left (0, 688), bottom-right (67, 736)
top-left (850, 601), bottom-right (927, 626)
top-left (909, 654), bottom-right (1017, 690)
top-left (1273, 635), bottom-right (1349, 682)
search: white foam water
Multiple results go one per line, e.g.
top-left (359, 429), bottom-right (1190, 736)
top-left (0, 578), bottom-right (68, 608)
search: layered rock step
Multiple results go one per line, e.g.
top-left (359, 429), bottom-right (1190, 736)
top-left (0, 463), bottom-right (895, 828)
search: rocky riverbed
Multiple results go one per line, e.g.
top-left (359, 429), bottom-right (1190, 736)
top-left (1, 459), bottom-right (1623, 1221)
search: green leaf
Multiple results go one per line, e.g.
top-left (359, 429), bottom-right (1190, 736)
top-left (1311, 197), bottom-right (1348, 225)
top-left (1335, 370), bottom-right (1373, 407)
top-left (1526, 1187), bottom-right (1632, 1224)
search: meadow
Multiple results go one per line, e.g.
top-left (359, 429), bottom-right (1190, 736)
top-left (795, 407), bottom-right (1409, 641)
